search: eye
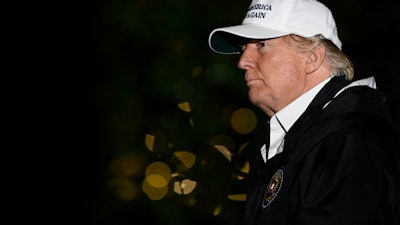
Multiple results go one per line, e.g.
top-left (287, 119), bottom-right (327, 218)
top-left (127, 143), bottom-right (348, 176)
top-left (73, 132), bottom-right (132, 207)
top-left (257, 41), bottom-right (267, 48)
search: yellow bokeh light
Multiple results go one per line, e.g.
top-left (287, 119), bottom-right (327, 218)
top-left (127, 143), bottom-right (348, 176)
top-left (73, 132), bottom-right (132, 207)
top-left (236, 175), bottom-right (245, 180)
top-left (213, 205), bottom-right (222, 216)
top-left (189, 117), bottom-right (194, 127)
top-left (213, 145), bottom-right (233, 162)
top-left (142, 178), bottom-right (168, 200)
top-left (144, 130), bottom-right (168, 152)
top-left (173, 179), bottom-right (197, 195)
top-left (238, 142), bottom-right (249, 155)
top-left (146, 174), bottom-right (169, 188)
top-left (230, 108), bottom-right (257, 134)
top-left (227, 193), bottom-right (247, 201)
top-left (145, 134), bottom-right (155, 151)
top-left (240, 161), bottom-right (250, 174)
top-left (178, 101), bottom-right (191, 112)
top-left (145, 161), bottom-right (171, 188)
top-left (173, 151), bottom-right (196, 168)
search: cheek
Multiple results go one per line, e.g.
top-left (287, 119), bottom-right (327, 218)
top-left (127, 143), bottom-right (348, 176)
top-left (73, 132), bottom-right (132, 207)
top-left (274, 67), bottom-right (303, 100)
top-left (259, 54), bottom-right (303, 96)
top-left (277, 66), bottom-right (300, 86)
top-left (260, 55), bottom-right (297, 86)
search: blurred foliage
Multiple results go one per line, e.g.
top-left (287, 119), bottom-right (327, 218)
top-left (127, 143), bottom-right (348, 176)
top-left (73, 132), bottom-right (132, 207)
top-left (84, 0), bottom-right (399, 224)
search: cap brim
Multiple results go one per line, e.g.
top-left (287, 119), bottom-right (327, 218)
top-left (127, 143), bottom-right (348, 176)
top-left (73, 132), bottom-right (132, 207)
top-left (209, 24), bottom-right (290, 54)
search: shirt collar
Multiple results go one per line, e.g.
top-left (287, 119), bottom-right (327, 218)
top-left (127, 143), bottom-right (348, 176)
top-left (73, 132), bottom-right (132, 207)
top-left (274, 77), bottom-right (333, 132)
top-left (264, 77), bottom-right (333, 161)
top-left (264, 76), bottom-right (378, 161)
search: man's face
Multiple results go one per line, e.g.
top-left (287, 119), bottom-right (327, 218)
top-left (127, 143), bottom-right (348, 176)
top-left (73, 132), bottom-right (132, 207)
top-left (237, 36), bottom-right (308, 117)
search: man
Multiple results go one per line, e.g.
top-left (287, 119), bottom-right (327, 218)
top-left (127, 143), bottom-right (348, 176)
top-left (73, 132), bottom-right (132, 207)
top-left (208, 0), bottom-right (400, 224)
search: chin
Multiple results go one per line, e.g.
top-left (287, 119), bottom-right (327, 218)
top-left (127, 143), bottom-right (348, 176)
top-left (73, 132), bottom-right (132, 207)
top-left (248, 95), bottom-right (261, 107)
top-left (248, 89), bottom-right (260, 102)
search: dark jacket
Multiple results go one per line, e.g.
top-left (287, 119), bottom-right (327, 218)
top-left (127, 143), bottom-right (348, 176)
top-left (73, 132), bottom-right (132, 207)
top-left (245, 76), bottom-right (400, 225)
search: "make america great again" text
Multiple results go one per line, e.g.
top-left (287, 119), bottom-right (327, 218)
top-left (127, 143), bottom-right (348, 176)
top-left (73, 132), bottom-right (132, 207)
top-left (245, 4), bottom-right (272, 18)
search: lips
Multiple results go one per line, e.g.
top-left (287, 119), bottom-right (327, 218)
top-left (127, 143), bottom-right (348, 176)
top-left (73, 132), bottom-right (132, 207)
top-left (246, 79), bottom-right (259, 86)
top-left (245, 74), bottom-right (259, 85)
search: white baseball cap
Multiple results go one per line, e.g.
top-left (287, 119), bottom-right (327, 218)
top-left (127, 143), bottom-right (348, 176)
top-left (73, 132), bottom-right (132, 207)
top-left (209, 0), bottom-right (342, 54)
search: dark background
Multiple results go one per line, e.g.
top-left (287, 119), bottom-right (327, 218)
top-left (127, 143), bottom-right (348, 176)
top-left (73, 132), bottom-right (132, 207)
top-left (84, 0), bottom-right (399, 224)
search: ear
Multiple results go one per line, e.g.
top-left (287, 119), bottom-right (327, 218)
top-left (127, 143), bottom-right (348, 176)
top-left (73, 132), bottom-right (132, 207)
top-left (304, 45), bottom-right (325, 74)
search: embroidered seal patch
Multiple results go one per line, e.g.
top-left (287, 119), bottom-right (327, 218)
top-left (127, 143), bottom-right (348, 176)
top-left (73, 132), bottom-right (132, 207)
top-left (262, 169), bottom-right (284, 208)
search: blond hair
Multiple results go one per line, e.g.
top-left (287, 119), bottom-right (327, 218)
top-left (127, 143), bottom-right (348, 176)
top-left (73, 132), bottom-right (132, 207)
top-left (286, 34), bottom-right (354, 80)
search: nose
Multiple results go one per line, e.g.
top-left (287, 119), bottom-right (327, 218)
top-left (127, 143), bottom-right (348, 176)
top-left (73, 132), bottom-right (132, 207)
top-left (237, 45), bottom-right (254, 70)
